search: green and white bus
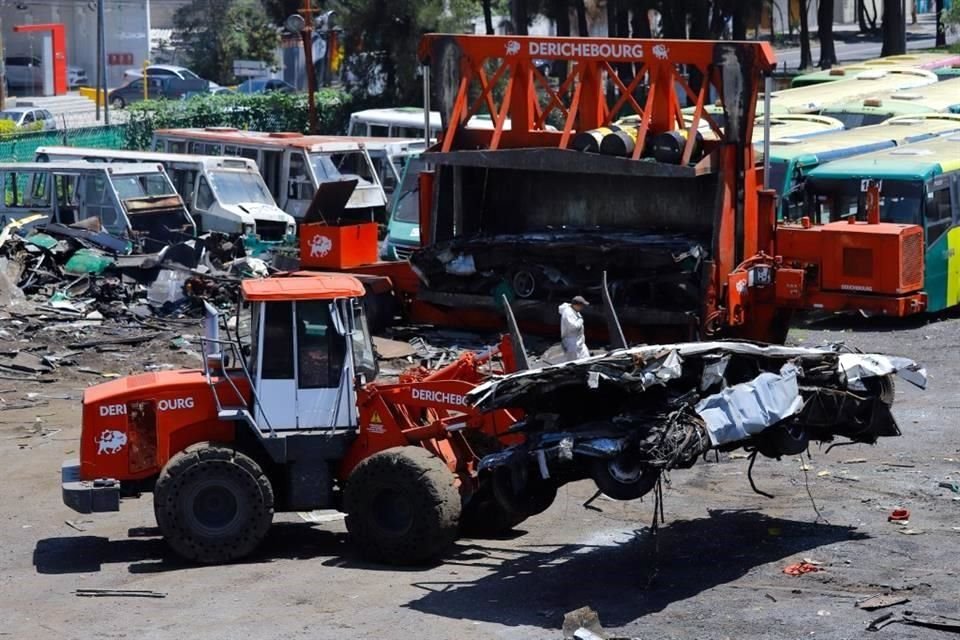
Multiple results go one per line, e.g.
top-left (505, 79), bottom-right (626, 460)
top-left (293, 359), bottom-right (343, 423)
top-left (804, 133), bottom-right (960, 312)
top-left (819, 77), bottom-right (960, 128)
top-left (768, 113), bottom-right (960, 219)
top-left (790, 53), bottom-right (960, 88)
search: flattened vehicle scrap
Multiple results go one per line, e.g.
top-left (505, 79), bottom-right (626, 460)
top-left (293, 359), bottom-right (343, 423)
top-left (469, 341), bottom-right (925, 502)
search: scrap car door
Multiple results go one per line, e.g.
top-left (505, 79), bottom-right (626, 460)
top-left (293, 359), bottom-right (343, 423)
top-left (254, 301), bottom-right (298, 430)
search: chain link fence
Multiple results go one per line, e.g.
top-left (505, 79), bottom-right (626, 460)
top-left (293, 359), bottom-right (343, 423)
top-left (0, 125), bottom-right (127, 162)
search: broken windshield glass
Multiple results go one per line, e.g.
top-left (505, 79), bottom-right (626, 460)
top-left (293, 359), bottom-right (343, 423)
top-left (208, 170), bottom-right (274, 206)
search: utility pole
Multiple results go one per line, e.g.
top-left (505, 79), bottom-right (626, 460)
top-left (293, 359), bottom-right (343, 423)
top-left (95, 4), bottom-right (101, 120)
top-left (0, 21), bottom-right (6, 112)
top-left (99, 0), bottom-right (110, 124)
top-left (299, 2), bottom-right (318, 133)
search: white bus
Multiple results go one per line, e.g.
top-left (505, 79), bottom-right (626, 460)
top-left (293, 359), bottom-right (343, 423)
top-left (0, 162), bottom-right (195, 253)
top-left (152, 128), bottom-right (389, 222)
top-left (35, 147), bottom-right (295, 241)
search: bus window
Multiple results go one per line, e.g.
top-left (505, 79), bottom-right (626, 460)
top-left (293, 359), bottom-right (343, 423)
top-left (54, 175), bottom-right (78, 225)
top-left (369, 124), bottom-right (389, 137)
top-left (196, 176), bottom-right (216, 211)
top-left (167, 141), bottom-right (186, 153)
top-left (30, 173), bottom-right (49, 207)
top-left (239, 147), bottom-right (258, 162)
top-left (190, 142), bottom-right (222, 156)
top-left (79, 174), bottom-right (123, 234)
top-left (169, 168), bottom-right (198, 203)
top-left (398, 126), bottom-right (424, 138)
top-left (288, 152), bottom-right (316, 201)
top-left (926, 186), bottom-right (953, 245)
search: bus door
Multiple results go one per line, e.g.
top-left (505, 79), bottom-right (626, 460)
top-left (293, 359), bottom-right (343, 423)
top-left (285, 150), bottom-right (315, 218)
top-left (261, 149), bottom-right (284, 205)
top-left (53, 174), bottom-right (79, 225)
top-left (0, 169), bottom-right (52, 227)
top-left (75, 172), bottom-right (126, 236)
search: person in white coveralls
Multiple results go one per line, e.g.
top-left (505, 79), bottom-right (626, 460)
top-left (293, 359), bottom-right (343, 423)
top-left (558, 295), bottom-right (590, 361)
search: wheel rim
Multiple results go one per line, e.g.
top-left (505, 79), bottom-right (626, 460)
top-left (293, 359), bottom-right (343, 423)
top-left (372, 488), bottom-right (413, 535)
top-left (184, 480), bottom-right (241, 535)
top-left (606, 456), bottom-right (643, 484)
top-left (512, 270), bottom-right (536, 298)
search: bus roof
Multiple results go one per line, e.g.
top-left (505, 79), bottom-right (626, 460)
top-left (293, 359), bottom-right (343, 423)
top-left (806, 132), bottom-right (960, 181)
top-left (35, 146), bottom-right (261, 170)
top-left (153, 128), bottom-right (372, 153)
top-left (820, 77), bottom-right (960, 115)
top-left (753, 113), bottom-right (844, 143)
top-left (350, 108), bottom-right (443, 128)
top-left (791, 53), bottom-right (960, 87)
top-left (770, 67), bottom-right (938, 113)
top-left (0, 161), bottom-right (167, 175)
top-left (767, 113), bottom-right (960, 166)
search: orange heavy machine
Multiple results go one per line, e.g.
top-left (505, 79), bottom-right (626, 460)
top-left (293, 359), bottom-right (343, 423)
top-left (402, 35), bottom-right (791, 342)
top-left (62, 271), bottom-right (551, 565)
top-left (396, 34), bottom-right (927, 341)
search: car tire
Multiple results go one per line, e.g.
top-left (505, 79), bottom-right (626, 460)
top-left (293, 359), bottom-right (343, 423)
top-left (111, 96), bottom-right (126, 109)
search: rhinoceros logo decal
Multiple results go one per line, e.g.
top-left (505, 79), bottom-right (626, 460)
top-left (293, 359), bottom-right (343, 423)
top-left (505, 40), bottom-right (521, 56)
top-left (96, 430), bottom-right (127, 455)
top-left (310, 234), bottom-right (333, 258)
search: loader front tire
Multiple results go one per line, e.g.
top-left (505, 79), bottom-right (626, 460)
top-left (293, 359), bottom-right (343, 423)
top-left (154, 444), bottom-right (274, 564)
top-left (344, 446), bottom-right (460, 565)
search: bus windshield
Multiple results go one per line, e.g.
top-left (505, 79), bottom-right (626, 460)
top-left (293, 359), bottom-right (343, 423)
top-left (392, 158), bottom-right (424, 223)
top-left (310, 154), bottom-right (343, 181)
top-left (112, 173), bottom-right (177, 199)
top-left (819, 111), bottom-right (892, 129)
top-left (806, 177), bottom-right (924, 225)
top-left (209, 170), bottom-right (274, 206)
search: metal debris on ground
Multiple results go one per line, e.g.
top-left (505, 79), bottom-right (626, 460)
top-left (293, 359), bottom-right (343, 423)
top-left (783, 562), bottom-right (822, 576)
top-left (857, 594), bottom-right (911, 611)
top-left (74, 589), bottom-right (167, 598)
top-left (868, 611), bottom-right (960, 633)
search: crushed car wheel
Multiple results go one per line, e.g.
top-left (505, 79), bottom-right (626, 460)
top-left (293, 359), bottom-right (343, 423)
top-left (344, 446), bottom-right (460, 565)
top-left (153, 444), bottom-right (274, 564)
top-left (589, 453), bottom-right (660, 500)
top-left (864, 374), bottom-right (896, 407)
top-left (460, 486), bottom-right (527, 537)
top-left (490, 465), bottom-right (557, 517)
top-left (512, 269), bottom-right (537, 298)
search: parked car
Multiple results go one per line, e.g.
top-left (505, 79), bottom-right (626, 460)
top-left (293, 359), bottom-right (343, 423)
top-left (234, 77), bottom-right (297, 94)
top-left (0, 108), bottom-right (57, 131)
top-left (123, 65), bottom-right (220, 90)
top-left (109, 76), bottom-right (208, 108)
top-left (4, 56), bottom-right (88, 89)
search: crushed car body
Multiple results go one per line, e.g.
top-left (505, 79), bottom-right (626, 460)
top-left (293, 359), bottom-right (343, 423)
top-left (468, 341), bottom-right (926, 501)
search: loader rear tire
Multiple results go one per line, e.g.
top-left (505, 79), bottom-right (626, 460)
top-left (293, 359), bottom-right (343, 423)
top-left (154, 444), bottom-right (274, 564)
top-left (344, 446), bottom-right (460, 565)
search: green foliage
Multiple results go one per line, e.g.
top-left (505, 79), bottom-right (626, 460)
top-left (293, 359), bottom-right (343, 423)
top-left (173, 0), bottom-right (279, 85)
top-left (0, 119), bottom-right (44, 138)
top-left (121, 89), bottom-right (353, 150)
top-left (333, 0), bottom-right (479, 104)
top-left (945, 2), bottom-right (960, 31)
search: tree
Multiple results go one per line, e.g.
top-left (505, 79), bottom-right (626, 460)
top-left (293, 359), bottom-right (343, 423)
top-left (935, 0), bottom-right (946, 47)
top-left (261, 0), bottom-right (301, 25)
top-left (574, 0), bottom-right (588, 36)
top-left (818, 0), bottom-right (838, 68)
top-left (333, 0), bottom-right (476, 104)
top-left (174, 0), bottom-right (279, 85)
top-left (881, 0), bottom-right (906, 56)
top-left (798, 0), bottom-right (813, 69)
top-left (858, 0), bottom-right (880, 33)
top-left (511, 0), bottom-right (529, 34)
top-left (480, 0), bottom-right (495, 34)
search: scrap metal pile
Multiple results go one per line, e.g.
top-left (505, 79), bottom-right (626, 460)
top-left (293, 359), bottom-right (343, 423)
top-left (410, 230), bottom-right (706, 309)
top-left (469, 341), bottom-right (926, 501)
top-left (0, 219), bottom-right (268, 322)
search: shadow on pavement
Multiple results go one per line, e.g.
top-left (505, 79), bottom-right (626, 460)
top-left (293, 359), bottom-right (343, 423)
top-left (405, 509), bottom-right (867, 630)
top-left (32, 522), bottom-right (350, 575)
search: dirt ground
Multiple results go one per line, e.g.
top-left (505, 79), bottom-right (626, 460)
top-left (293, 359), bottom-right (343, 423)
top-left (1, 313), bottom-right (959, 640)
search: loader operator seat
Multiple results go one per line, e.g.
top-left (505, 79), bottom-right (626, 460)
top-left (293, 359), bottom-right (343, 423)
top-left (296, 301), bottom-right (345, 390)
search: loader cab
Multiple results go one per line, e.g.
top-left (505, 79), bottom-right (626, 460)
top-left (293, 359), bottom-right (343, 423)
top-left (212, 274), bottom-right (376, 433)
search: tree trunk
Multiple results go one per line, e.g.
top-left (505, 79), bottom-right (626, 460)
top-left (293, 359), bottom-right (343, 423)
top-left (881, 0), bottom-right (906, 56)
top-left (936, 0), bottom-right (946, 47)
top-left (798, 0), bottom-right (813, 69)
top-left (607, 0), bottom-right (618, 36)
top-left (481, 0), bottom-right (494, 35)
top-left (732, 2), bottom-right (748, 39)
top-left (511, 0), bottom-right (528, 35)
top-left (689, 0), bottom-right (710, 95)
top-left (575, 0), bottom-right (588, 36)
top-left (631, 5), bottom-right (652, 39)
top-left (818, 0), bottom-right (837, 68)
top-left (552, 0), bottom-right (570, 80)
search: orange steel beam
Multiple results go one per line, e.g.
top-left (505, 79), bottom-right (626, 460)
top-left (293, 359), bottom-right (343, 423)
top-left (419, 35), bottom-right (775, 153)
